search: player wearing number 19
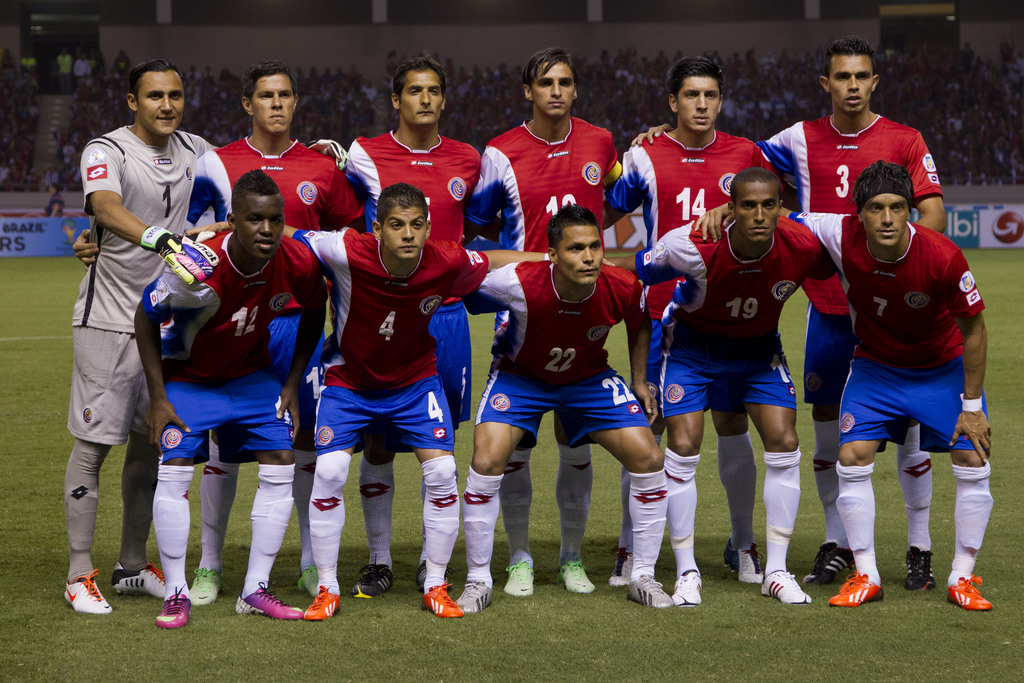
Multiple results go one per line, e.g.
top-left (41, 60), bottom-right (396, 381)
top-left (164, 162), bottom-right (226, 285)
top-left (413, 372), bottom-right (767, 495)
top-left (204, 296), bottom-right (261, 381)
top-left (611, 167), bottom-right (834, 606)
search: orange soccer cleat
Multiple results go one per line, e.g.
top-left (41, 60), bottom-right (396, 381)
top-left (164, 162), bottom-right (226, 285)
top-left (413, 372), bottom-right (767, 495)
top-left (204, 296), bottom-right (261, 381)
top-left (828, 572), bottom-right (883, 607)
top-left (947, 575), bottom-right (993, 611)
top-left (422, 583), bottom-right (464, 618)
top-left (304, 585), bottom-right (341, 621)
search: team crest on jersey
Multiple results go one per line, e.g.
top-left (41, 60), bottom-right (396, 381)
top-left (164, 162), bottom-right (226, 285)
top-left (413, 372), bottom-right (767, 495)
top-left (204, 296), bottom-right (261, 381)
top-left (87, 165), bottom-right (107, 180)
top-left (490, 394), bottom-right (511, 412)
top-left (587, 325), bottom-right (610, 341)
top-left (904, 291), bottom-right (931, 308)
top-left (161, 428), bottom-right (183, 450)
top-left (839, 413), bottom-right (855, 433)
top-left (647, 382), bottom-right (659, 398)
top-left (805, 373), bottom-right (823, 393)
top-left (958, 271), bottom-right (976, 293)
top-left (316, 426), bottom-right (334, 447)
top-left (186, 167), bottom-right (193, 181)
top-left (82, 407), bottom-right (94, 424)
top-left (923, 154), bottom-right (936, 172)
top-left (772, 280), bottom-right (797, 301)
top-left (297, 181), bottom-right (317, 205)
top-left (419, 295), bottom-right (442, 315)
top-left (718, 173), bottom-right (735, 195)
top-left (86, 149), bottom-right (106, 165)
top-left (665, 384), bottom-right (684, 404)
top-left (582, 162), bottom-right (602, 186)
top-left (433, 427), bottom-right (448, 440)
top-left (448, 177), bottom-right (467, 201)
top-left (270, 292), bottom-right (293, 312)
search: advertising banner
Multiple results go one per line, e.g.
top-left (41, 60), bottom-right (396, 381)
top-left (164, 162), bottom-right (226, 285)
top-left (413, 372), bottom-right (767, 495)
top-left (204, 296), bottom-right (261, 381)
top-left (0, 216), bottom-right (88, 257)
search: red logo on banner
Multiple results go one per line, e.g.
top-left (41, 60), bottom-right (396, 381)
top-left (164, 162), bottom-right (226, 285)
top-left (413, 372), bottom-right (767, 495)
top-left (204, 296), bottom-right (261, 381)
top-left (993, 211), bottom-right (1024, 244)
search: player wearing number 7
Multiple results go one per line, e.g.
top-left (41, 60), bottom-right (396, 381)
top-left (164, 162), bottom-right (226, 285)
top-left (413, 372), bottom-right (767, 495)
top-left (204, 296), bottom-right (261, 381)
top-left (609, 167), bottom-right (834, 606)
top-left (293, 183), bottom-right (541, 620)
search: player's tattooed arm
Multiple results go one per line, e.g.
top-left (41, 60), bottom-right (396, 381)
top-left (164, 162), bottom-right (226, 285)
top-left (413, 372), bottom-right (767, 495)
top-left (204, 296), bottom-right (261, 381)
top-left (134, 302), bottom-right (190, 450)
top-left (627, 316), bottom-right (656, 421)
top-left (952, 312), bottom-right (989, 463)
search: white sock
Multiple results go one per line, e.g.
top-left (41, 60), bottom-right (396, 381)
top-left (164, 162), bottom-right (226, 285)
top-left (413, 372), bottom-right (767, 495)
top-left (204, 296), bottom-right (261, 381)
top-left (153, 464), bottom-right (195, 600)
top-left (421, 455), bottom-right (459, 592)
top-left (717, 432), bottom-right (756, 550)
top-left (628, 469), bottom-right (668, 581)
top-left (242, 464), bottom-right (294, 597)
top-left (617, 466), bottom-right (632, 550)
top-left (556, 443), bottom-right (592, 565)
top-left (197, 441), bottom-right (239, 573)
top-left (500, 448), bottom-right (533, 567)
top-left (665, 449), bottom-right (699, 578)
top-left (812, 419), bottom-right (846, 547)
top-left (308, 450), bottom-right (351, 595)
top-left (293, 449), bottom-right (317, 571)
top-left (462, 468), bottom-right (503, 586)
top-left (836, 463), bottom-right (879, 584)
top-left (949, 463), bottom-right (993, 585)
top-left (762, 449), bottom-right (801, 575)
top-left (896, 424), bottom-right (932, 550)
top-left (359, 458), bottom-right (395, 567)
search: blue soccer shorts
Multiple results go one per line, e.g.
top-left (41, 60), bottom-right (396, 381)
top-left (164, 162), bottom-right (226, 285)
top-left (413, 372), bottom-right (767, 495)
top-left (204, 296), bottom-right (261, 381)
top-left (476, 368), bottom-right (651, 449)
top-left (159, 368), bottom-right (293, 464)
top-left (839, 356), bottom-right (988, 453)
top-left (315, 375), bottom-right (456, 454)
top-left (268, 311), bottom-right (325, 431)
top-left (644, 317), bottom-right (665, 415)
top-left (803, 304), bottom-right (859, 406)
top-left (431, 302), bottom-right (472, 425)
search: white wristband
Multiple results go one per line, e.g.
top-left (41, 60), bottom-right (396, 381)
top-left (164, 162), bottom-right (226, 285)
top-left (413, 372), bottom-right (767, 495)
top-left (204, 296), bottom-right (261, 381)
top-left (962, 397), bottom-right (983, 412)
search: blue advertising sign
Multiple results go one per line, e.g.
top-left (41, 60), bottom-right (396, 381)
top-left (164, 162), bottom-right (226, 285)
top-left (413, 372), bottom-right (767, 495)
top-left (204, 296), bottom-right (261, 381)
top-left (0, 216), bottom-right (89, 257)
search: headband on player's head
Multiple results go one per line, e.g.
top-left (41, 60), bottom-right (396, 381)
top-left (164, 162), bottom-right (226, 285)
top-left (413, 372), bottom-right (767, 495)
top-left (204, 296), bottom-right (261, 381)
top-left (854, 160), bottom-right (913, 213)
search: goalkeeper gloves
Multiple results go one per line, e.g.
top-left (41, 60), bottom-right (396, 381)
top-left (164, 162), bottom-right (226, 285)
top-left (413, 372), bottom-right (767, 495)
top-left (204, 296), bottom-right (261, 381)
top-left (306, 138), bottom-right (348, 171)
top-left (140, 226), bottom-right (218, 284)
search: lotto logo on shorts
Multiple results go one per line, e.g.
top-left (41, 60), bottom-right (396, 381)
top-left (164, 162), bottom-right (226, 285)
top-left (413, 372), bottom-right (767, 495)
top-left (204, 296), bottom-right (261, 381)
top-left (587, 325), bottom-right (610, 341)
top-left (840, 413), bottom-right (856, 433)
top-left (582, 162), bottom-right (602, 186)
top-left (904, 291), bottom-right (931, 308)
top-left (82, 407), bottom-right (94, 424)
top-left (433, 427), bottom-right (448, 440)
top-left (316, 426), bottom-right (334, 447)
top-left (297, 181), bottom-right (318, 205)
top-left (805, 373), bottom-right (823, 393)
top-left (419, 295), bottom-right (442, 315)
top-left (87, 164), bottom-right (107, 180)
top-left (665, 384), bottom-right (684, 404)
top-left (270, 292), bottom-right (293, 312)
top-left (161, 428), bottom-right (183, 450)
top-left (490, 394), bottom-right (511, 411)
top-left (448, 176), bottom-right (467, 201)
top-left (718, 173), bottom-right (735, 195)
top-left (628, 403), bottom-right (641, 415)
top-left (772, 280), bottom-right (797, 301)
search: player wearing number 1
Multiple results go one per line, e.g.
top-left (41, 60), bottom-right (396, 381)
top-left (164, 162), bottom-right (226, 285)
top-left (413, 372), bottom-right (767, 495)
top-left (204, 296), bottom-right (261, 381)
top-left (605, 56), bottom-right (778, 587)
top-left (756, 36), bottom-right (946, 588)
top-left (464, 47), bottom-right (621, 596)
top-left (611, 167), bottom-right (834, 606)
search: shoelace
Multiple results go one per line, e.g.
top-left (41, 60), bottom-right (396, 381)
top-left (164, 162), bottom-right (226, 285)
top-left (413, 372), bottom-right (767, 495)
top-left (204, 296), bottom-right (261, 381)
top-left (958, 575), bottom-right (983, 594)
top-left (255, 583), bottom-right (286, 606)
top-left (312, 586), bottom-right (336, 607)
top-left (145, 563), bottom-right (166, 581)
top-left (742, 543), bottom-right (762, 569)
top-left (839, 573), bottom-right (869, 594)
top-left (79, 570), bottom-right (104, 601)
top-left (428, 583), bottom-right (457, 606)
top-left (163, 592), bottom-right (188, 615)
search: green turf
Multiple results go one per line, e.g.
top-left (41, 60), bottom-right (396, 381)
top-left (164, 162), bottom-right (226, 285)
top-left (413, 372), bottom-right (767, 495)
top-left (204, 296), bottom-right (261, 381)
top-left (0, 252), bottom-right (1020, 681)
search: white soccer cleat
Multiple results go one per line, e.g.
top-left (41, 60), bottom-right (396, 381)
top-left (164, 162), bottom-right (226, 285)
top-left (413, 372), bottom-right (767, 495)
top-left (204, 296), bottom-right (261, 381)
top-left (66, 570), bottom-right (112, 614)
top-left (672, 570), bottom-right (702, 607)
top-left (762, 570), bottom-right (812, 604)
top-left (737, 545), bottom-right (764, 584)
top-left (456, 582), bottom-right (494, 614)
top-left (627, 575), bottom-right (673, 608)
top-left (608, 548), bottom-right (633, 587)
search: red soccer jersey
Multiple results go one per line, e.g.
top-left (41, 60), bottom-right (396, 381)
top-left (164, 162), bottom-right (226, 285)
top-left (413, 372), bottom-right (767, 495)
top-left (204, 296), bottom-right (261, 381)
top-left (466, 117), bottom-right (620, 252)
top-left (607, 130), bottom-right (778, 320)
top-left (294, 229), bottom-right (489, 390)
top-left (759, 116), bottom-right (942, 314)
top-left (792, 212), bottom-right (984, 368)
top-left (142, 232), bottom-right (326, 383)
top-left (346, 132), bottom-right (481, 243)
top-left (636, 217), bottom-right (835, 338)
top-left (468, 261), bottom-right (647, 385)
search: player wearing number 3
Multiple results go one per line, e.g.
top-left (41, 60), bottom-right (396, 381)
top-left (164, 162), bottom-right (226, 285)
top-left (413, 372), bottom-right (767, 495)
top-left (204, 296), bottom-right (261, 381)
top-left (611, 167), bottom-right (834, 606)
top-left (293, 183), bottom-right (539, 620)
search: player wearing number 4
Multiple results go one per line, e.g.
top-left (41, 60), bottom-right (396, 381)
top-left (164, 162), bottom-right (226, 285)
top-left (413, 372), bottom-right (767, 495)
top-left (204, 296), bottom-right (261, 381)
top-left (135, 170), bottom-right (327, 628)
top-left (610, 167), bottom-right (834, 606)
top-left (790, 161), bottom-right (993, 610)
top-left (457, 204), bottom-right (671, 613)
top-left (465, 47), bottom-right (621, 597)
top-left (294, 183), bottom-right (539, 620)
top-left (605, 56), bottom-right (780, 587)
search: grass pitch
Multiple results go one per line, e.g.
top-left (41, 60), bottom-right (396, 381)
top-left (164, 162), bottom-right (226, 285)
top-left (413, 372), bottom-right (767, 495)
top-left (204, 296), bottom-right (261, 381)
top-left (0, 252), bottom-right (1020, 681)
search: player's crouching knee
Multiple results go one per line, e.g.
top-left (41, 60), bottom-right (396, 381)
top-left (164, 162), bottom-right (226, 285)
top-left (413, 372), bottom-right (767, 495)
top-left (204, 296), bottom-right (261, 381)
top-left (626, 447), bottom-right (665, 475)
top-left (315, 450), bottom-right (352, 485)
top-left (422, 454), bottom-right (457, 488)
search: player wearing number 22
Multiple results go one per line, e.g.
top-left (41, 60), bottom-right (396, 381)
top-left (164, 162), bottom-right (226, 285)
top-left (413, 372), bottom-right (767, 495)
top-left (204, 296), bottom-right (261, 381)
top-left (294, 183), bottom-right (536, 620)
top-left (616, 167), bottom-right (834, 606)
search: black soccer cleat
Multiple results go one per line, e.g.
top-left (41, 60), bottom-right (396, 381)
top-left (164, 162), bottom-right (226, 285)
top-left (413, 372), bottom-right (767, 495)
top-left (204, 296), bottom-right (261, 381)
top-left (350, 564), bottom-right (394, 598)
top-left (905, 546), bottom-right (936, 591)
top-left (415, 561), bottom-right (453, 593)
top-left (802, 542), bottom-right (855, 585)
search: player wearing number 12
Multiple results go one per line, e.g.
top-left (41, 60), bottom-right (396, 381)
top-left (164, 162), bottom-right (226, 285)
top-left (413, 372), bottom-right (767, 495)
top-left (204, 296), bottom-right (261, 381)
top-left (613, 167), bottom-right (834, 606)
